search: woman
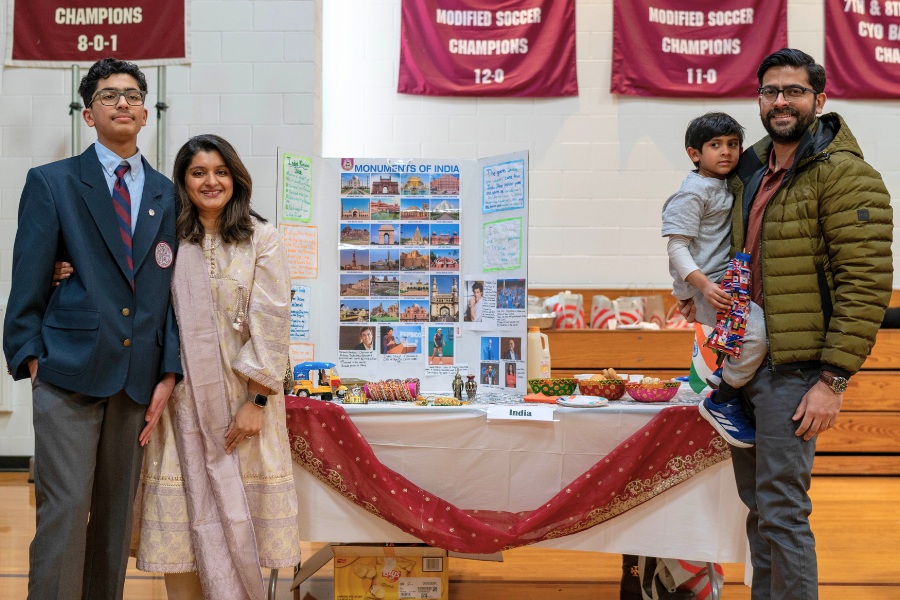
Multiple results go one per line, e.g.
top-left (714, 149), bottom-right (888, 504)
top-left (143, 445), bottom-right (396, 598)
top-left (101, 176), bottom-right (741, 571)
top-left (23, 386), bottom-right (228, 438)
top-left (431, 327), bottom-right (444, 364)
top-left (131, 135), bottom-right (300, 599)
top-left (505, 362), bottom-right (516, 388)
top-left (382, 326), bottom-right (398, 353)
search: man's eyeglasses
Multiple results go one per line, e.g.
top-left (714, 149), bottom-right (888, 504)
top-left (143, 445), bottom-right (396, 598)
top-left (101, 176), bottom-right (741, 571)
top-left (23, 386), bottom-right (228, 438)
top-left (91, 88), bottom-right (146, 106)
top-left (757, 85), bottom-right (817, 103)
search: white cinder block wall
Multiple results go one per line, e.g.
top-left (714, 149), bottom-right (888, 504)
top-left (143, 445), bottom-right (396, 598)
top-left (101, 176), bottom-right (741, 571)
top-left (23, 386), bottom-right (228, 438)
top-left (1, 0), bottom-right (897, 456)
top-left (0, 0), bottom-right (321, 456)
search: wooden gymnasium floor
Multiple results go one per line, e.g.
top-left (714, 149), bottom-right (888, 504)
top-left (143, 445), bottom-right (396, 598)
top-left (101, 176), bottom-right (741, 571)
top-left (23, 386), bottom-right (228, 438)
top-left (1, 472), bottom-right (898, 599)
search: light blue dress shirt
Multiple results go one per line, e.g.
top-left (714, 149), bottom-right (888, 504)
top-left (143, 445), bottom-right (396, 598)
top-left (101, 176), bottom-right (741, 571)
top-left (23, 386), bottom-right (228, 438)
top-left (94, 141), bottom-right (145, 233)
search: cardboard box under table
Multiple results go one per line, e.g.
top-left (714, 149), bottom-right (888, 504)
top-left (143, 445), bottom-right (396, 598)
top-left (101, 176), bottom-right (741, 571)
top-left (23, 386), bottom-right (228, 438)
top-left (293, 544), bottom-right (449, 600)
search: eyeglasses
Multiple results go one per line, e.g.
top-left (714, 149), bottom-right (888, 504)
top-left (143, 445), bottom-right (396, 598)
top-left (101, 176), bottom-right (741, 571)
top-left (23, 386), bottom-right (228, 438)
top-left (91, 88), bottom-right (146, 106)
top-left (757, 85), bottom-right (816, 103)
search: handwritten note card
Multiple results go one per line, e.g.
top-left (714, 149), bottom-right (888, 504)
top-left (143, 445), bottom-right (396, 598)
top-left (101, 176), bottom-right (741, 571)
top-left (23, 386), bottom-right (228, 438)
top-left (482, 159), bottom-right (525, 213)
top-left (290, 343), bottom-right (315, 366)
top-left (483, 217), bottom-right (522, 271)
top-left (280, 224), bottom-right (318, 279)
top-left (290, 284), bottom-right (311, 341)
top-left (282, 153), bottom-right (312, 222)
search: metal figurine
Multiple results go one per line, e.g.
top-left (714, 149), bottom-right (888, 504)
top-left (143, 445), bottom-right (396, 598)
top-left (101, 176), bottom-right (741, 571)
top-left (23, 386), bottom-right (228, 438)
top-left (452, 369), bottom-right (464, 401)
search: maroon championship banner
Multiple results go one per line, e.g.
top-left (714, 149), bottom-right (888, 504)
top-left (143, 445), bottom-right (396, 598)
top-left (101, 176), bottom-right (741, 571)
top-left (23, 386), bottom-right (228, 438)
top-left (825, 0), bottom-right (900, 99)
top-left (7, 0), bottom-right (188, 67)
top-left (611, 0), bottom-right (787, 98)
top-left (398, 0), bottom-right (577, 97)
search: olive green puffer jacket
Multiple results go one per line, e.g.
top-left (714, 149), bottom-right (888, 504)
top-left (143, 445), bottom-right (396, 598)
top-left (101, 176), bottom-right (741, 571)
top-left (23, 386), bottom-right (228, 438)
top-left (729, 113), bottom-right (893, 376)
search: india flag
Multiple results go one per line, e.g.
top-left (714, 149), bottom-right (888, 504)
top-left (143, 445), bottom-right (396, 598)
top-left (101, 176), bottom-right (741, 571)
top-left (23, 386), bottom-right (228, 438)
top-left (689, 323), bottom-right (717, 393)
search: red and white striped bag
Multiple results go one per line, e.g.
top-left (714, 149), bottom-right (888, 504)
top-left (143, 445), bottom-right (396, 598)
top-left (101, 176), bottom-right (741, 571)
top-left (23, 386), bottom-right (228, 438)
top-left (547, 291), bottom-right (585, 329)
top-left (590, 295), bottom-right (615, 329)
top-left (613, 296), bottom-right (643, 327)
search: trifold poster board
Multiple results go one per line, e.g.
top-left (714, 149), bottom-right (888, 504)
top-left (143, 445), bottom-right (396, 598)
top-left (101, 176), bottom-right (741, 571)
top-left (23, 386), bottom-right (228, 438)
top-left (277, 151), bottom-right (528, 394)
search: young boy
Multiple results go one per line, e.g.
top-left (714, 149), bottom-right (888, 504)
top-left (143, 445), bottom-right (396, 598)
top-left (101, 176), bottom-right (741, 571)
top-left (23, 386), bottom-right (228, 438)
top-left (661, 112), bottom-right (765, 448)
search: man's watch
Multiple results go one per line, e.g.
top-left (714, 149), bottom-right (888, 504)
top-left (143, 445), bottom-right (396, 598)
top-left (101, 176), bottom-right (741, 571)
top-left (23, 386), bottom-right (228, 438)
top-left (819, 372), bottom-right (849, 393)
top-left (252, 393), bottom-right (269, 408)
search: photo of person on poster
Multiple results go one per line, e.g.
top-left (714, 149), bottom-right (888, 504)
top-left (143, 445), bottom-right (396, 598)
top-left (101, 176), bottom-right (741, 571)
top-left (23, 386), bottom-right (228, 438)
top-left (354, 327), bottom-right (374, 350)
top-left (501, 337), bottom-right (520, 360)
top-left (505, 362), bottom-right (517, 388)
top-left (481, 337), bottom-right (498, 361)
top-left (427, 326), bottom-right (454, 365)
top-left (481, 362), bottom-right (499, 385)
top-left (381, 326), bottom-right (398, 353)
top-left (464, 280), bottom-right (484, 322)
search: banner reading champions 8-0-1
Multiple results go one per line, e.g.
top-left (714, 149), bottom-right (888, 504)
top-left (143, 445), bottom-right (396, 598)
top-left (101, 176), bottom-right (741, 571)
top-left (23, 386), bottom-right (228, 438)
top-left (611, 0), bottom-right (787, 98)
top-left (398, 0), bottom-right (577, 97)
top-left (7, 0), bottom-right (188, 67)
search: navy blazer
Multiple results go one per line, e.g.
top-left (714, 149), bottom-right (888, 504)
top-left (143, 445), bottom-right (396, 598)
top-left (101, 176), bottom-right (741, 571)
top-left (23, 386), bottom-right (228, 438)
top-left (3, 145), bottom-right (181, 405)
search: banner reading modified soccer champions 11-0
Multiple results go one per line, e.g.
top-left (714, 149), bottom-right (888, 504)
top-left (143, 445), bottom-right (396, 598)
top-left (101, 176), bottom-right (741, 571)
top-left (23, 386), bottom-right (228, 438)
top-left (7, 0), bottom-right (188, 67)
top-left (398, 0), bottom-right (577, 97)
top-left (611, 0), bottom-right (787, 98)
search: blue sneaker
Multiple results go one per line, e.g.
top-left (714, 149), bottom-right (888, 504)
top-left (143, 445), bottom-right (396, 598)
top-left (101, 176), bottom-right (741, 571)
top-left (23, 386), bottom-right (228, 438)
top-left (706, 367), bottom-right (723, 390)
top-left (699, 391), bottom-right (755, 448)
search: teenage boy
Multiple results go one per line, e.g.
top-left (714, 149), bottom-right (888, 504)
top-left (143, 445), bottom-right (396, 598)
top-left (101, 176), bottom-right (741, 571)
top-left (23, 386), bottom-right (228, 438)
top-left (3, 57), bottom-right (181, 599)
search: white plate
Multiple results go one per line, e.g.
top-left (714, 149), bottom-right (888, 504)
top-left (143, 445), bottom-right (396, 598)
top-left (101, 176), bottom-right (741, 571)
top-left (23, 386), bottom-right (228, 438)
top-left (556, 395), bottom-right (609, 408)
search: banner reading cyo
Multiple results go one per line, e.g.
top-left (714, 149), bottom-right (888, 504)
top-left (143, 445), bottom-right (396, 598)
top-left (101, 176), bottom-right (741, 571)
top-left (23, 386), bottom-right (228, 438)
top-left (826, 0), bottom-right (900, 99)
top-left (611, 0), bottom-right (787, 98)
top-left (7, 0), bottom-right (188, 67)
top-left (398, 0), bottom-right (577, 97)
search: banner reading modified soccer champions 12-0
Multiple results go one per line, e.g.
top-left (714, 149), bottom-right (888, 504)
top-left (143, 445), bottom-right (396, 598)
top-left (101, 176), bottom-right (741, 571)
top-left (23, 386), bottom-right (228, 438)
top-left (7, 0), bottom-right (188, 67)
top-left (611, 0), bottom-right (787, 98)
top-left (398, 0), bottom-right (577, 97)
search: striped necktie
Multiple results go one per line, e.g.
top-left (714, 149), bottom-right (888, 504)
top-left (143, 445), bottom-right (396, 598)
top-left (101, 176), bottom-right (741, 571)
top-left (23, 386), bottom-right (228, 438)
top-left (112, 163), bottom-right (134, 288)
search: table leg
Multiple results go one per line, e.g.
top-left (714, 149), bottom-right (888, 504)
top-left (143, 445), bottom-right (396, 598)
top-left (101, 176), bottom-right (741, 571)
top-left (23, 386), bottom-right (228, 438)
top-left (705, 562), bottom-right (720, 600)
top-left (267, 568), bottom-right (278, 600)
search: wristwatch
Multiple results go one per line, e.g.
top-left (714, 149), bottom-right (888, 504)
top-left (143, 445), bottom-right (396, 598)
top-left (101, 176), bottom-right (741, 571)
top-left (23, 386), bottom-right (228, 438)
top-left (819, 372), bottom-right (849, 393)
top-left (252, 393), bottom-right (269, 408)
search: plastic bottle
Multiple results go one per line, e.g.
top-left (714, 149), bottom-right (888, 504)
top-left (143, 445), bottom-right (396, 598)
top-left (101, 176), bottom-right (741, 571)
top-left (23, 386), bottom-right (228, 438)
top-left (527, 326), bottom-right (552, 380)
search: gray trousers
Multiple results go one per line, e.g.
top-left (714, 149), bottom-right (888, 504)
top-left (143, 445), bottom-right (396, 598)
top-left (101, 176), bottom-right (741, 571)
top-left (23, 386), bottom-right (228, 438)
top-left (732, 366), bottom-right (820, 600)
top-left (29, 378), bottom-right (146, 600)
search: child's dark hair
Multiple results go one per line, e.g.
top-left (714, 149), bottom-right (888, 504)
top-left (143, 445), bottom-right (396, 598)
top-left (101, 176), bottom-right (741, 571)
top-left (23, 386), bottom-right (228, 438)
top-left (684, 112), bottom-right (745, 167)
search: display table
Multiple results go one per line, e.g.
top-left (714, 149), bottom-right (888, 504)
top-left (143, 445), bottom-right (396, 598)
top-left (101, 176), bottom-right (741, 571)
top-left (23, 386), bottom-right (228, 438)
top-left (286, 396), bottom-right (749, 564)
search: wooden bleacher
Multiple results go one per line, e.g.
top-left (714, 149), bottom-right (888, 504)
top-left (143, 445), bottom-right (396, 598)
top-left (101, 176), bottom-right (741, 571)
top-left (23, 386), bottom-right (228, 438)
top-left (530, 288), bottom-right (900, 476)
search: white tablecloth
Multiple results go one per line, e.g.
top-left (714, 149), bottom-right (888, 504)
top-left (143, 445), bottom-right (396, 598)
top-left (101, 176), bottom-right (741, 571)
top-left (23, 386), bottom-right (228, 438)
top-left (293, 402), bottom-right (749, 563)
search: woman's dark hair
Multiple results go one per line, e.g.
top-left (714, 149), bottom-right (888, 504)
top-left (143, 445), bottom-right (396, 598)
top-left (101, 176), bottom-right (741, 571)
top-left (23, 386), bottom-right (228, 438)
top-left (79, 57), bottom-right (147, 107)
top-left (757, 48), bottom-right (826, 94)
top-left (472, 281), bottom-right (484, 293)
top-left (173, 134), bottom-right (266, 243)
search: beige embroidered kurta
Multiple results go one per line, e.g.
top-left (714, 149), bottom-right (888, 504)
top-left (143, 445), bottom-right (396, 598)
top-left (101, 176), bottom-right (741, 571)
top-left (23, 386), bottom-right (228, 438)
top-left (131, 221), bottom-right (300, 575)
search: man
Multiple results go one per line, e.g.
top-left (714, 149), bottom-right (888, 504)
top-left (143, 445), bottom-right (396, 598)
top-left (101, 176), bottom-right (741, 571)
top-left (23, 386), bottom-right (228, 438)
top-left (484, 338), bottom-right (495, 360)
top-left (687, 49), bottom-right (892, 599)
top-left (354, 327), bottom-right (374, 350)
top-left (502, 338), bottom-right (518, 360)
top-left (465, 280), bottom-right (484, 322)
top-left (3, 58), bottom-right (181, 600)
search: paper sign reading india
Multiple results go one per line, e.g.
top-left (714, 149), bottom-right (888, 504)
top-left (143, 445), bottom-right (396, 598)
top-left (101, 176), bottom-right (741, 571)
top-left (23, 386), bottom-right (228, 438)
top-left (280, 224), bottom-right (318, 279)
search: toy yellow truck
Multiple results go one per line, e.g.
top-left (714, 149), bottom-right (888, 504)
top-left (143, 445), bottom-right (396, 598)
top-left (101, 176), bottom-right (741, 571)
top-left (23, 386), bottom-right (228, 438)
top-left (292, 361), bottom-right (347, 401)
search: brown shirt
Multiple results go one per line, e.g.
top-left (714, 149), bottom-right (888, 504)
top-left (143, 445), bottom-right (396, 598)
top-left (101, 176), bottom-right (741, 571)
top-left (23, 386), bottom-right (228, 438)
top-left (745, 148), bottom-right (796, 306)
